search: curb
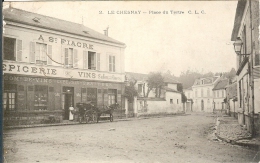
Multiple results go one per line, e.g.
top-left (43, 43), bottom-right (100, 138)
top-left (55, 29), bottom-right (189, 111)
top-left (4, 113), bottom-right (186, 130)
top-left (215, 130), bottom-right (260, 151)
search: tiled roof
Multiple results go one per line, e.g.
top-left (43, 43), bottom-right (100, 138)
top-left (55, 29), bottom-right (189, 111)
top-left (163, 75), bottom-right (180, 84)
top-left (163, 86), bottom-right (181, 93)
top-left (213, 79), bottom-right (229, 90)
top-left (3, 8), bottom-right (125, 46)
top-left (125, 72), bottom-right (148, 81)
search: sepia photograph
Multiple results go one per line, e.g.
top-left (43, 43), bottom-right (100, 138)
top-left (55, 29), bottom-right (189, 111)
top-left (2, 0), bottom-right (260, 162)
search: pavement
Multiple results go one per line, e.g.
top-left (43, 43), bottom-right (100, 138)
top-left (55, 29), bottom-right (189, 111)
top-left (214, 115), bottom-right (260, 150)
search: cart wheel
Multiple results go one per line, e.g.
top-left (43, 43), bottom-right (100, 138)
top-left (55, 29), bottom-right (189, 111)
top-left (110, 114), bottom-right (113, 122)
top-left (79, 117), bottom-right (82, 123)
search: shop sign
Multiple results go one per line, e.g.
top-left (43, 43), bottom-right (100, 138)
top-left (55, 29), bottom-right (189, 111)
top-left (3, 63), bottom-right (124, 82)
top-left (38, 35), bottom-right (94, 50)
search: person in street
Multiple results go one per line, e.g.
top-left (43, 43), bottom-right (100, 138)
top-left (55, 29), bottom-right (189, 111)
top-left (69, 105), bottom-right (74, 121)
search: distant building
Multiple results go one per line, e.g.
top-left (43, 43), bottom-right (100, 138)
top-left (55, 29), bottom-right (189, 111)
top-left (184, 76), bottom-right (229, 112)
top-left (125, 72), bottom-right (183, 115)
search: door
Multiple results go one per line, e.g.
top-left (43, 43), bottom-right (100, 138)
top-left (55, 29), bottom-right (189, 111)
top-left (87, 88), bottom-right (97, 106)
top-left (201, 100), bottom-right (204, 111)
top-left (62, 87), bottom-right (74, 120)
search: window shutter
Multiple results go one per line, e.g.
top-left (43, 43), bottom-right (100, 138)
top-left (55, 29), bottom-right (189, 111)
top-left (64, 48), bottom-right (68, 66)
top-left (97, 53), bottom-right (100, 70)
top-left (16, 39), bottom-right (22, 62)
top-left (109, 55), bottom-right (112, 71)
top-left (47, 45), bottom-right (52, 65)
top-left (73, 49), bottom-right (78, 68)
top-left (30, 42), bottom-right (35, 63)
top-left (83, 51), bottom-right (88, 69)
top-left (113, 56), bottom-right (115, 72)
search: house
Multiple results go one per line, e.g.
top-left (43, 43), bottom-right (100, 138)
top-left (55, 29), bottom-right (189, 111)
top-left (231, 0), bottom-right (260, 135)
top-left (183, 87), bottom-right (193, 112)
top-left (3, 7), bottom-right (126, 126)
top-left (225, 81), bottom-right (238, 117)
top-left (190, 76), bottom-right (221, 112)
top-left (125, 72), bottom-right (183, 116)
top-left (212, 78), bottom-right (229, 111)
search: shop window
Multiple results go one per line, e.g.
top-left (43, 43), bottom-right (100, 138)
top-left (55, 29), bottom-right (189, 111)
top-left (170, 99), bottom-right (173, 104)
top-left (255, 54), bottom-right (260, 66)
top-left (109, 55), bottom-right (115, 72)
top-left (108, 89), bottom-right (117, 106)
top-left (34, 85), bottom-right (48, 110)
top-left (64, 48), bottom-right (78, 68)
top-left (3, 84), bottom-right (17, 111)
top-left (3, 37), bottom-right (22, 61)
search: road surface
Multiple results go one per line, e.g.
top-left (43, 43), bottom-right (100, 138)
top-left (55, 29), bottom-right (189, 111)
top-left (3, 112), bottom-right (259, 163)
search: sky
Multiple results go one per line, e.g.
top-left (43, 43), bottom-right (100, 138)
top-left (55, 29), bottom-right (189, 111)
top-left (4, 1), bottom-right (238, 77)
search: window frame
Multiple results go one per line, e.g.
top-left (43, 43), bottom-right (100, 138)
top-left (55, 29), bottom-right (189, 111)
top-left (3, 36), bottom-right (22, 62)
top-left (109, 55), bottom-right (116, 72)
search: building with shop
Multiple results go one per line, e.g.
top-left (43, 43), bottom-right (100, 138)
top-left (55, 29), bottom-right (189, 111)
top-left (231, 0), bottom-right (260, 135)
top-left (3, 7), bottom-right (126, 126)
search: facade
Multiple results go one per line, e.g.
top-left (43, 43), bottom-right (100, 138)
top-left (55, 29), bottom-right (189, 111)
top-left (212, 79), bottom-right (229, 110)
top-left (225, 81), bottom-right (238, 117)
top-left (231, 0), bottom-right (260, 134)
top-left (3, 8), bottom-right (126, 126)
top-left (190, 76), bottom-right (221, 112)
top-left (125, 72), bottom-right (182, 115)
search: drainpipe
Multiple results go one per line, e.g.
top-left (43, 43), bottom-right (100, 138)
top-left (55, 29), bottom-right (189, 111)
top-left (249, 0), bottom-right (255, 136)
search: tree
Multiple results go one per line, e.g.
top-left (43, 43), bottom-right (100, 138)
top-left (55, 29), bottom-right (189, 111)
top-left (146, 72), bottom-right (164, 98)
top-left (124, 81), bottom-right (138, 102)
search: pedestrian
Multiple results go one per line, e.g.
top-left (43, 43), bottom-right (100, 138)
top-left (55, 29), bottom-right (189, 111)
top-left (69, 105), bottom-right (74, 121)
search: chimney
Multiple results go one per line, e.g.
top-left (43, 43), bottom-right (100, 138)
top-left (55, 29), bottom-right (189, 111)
top-left (103, 26), bottom-right (109, 36)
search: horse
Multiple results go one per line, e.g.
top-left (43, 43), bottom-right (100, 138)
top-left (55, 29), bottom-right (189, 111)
top-left (74, 102), bottom-right (97, 123)
top-left (96, 103), bottom-right (121, 123)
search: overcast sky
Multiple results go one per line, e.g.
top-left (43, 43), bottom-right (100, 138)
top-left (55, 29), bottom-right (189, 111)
top-left (5, 1), bottom-right (238, 76)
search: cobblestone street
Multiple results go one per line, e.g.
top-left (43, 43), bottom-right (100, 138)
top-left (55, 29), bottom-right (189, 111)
top-left (3, 113), bottom-right (259, 163)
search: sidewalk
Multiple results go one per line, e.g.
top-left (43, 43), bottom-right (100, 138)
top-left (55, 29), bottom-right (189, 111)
top-left (3, 112), bottom-right (186, 130)
top-left (215, 115), bottom-right (260, 150)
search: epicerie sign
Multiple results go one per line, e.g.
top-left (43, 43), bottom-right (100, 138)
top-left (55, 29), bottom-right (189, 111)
top-left (3, 63), bottom-right (123, 82)
top-left (38, 35), bottom-right (94, 50)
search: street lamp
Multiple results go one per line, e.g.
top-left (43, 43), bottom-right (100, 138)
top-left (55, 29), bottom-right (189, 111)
top-left (233, 37), bottom-right (250, 56)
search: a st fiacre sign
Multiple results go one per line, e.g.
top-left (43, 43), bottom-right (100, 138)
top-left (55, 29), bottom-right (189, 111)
top-left (3, 62), bottom-right (124, 82)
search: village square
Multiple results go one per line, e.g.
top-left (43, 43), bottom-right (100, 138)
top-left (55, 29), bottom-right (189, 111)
top-left (2, 1), bottom-right (260, 163)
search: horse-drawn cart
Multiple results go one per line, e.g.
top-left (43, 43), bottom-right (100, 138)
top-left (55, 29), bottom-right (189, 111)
top-left (73, 102), bottom-right (120, 124)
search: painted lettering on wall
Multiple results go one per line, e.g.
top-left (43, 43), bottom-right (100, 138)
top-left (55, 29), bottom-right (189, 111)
top-left (3, 64), bottom-right (57, 75)
top-left (47, 35), bottom-right (94, 49)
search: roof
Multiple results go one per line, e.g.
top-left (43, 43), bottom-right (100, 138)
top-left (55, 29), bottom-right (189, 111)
top-left (231, 0), bottom-right (247, 41)
top-left (3, 8), bottom-right (125, 46)
top-left (163, 86), bottom-right (181, 93)
top-left (125, 72), bottom-right (148, 81)
top-left (212, 79), bottom-right (229, 90)
top-left (126, 72), bottom-right (181, 84)
top-left (163, 75), bottom-right (180, 84)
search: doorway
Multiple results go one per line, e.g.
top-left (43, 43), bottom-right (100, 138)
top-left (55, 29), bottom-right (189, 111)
top-left (62, 87), bottom-right (74, 120)
top-left (201, 100), bottom-right (204, 111)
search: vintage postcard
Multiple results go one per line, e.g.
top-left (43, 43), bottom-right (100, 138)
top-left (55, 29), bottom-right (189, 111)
top-left (2, 1), bottom-right (260, 163)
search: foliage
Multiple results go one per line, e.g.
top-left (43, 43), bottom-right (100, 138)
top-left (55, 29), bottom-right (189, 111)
top-left (146, 72), bottom-right (164, 98)
top-left (181, 92), bottom-right (187, 103)
top-left (124, 81), bottom-right (138, 102)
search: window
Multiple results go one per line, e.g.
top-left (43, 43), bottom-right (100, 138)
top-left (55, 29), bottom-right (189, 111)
top-left (177, 99), bottom-right (179, 104)
top-left (201, 89), bottom-right (204, 97)
top-left (213, 91), bottom-right (216, 98)
top-left (30, 42), bottom-right (52, 64)
top-left (34, 85), bottom-right (48, 110)
top-left (222, 90), bottom-right (224, 97)
top-left (207, 89), bottom-right (210, 97)
top-left (108, 89), bottom-right (117, 106)
top-left (138, 84), bottom-right (143, 93)
top-left (3, 84), bottom-right (17, 111)
top-left (3, 37), bottom-right (22, 61)
top-left (64, 48), bottom-right (77, 68)
top-left (36, 43), bottom-right (47, 65)
top-left (170, 99), bottom-right (173, 104)
top-left (201, 80), bottom-right (204, 84)
top-left (217, 91), bottom-right (219, 98)
top-left (88, 51), bottom-right (96, 70)
top-left (109, 55), bottom-right (115, 72)
top-left (83, 51), bottom-right (100, 70)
